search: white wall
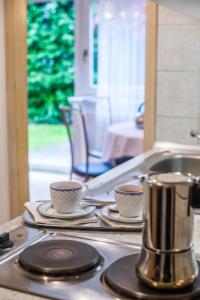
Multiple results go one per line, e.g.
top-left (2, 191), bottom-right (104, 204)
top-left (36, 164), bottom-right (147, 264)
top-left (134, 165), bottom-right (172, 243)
top-left (0, 0), bottom-right (10, 223)
top-left (152, 0), bottom-right (200, 20)
top-left (156, 5), bottom-right (200, 145)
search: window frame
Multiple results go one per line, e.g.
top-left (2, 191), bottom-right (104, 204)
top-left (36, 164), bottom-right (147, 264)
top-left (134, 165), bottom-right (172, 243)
top-left (74, 0), bottom-right (97, 96)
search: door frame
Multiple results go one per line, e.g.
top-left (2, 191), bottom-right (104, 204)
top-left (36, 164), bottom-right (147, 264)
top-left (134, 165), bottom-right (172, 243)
top-left (4, 0), bottom-right (28, 219)
top-left (3, 0), bottom-right (157, 219)
top-left (75, 0), bottom-right (97, 96)
top-left (144, 1), bottom-right (158, 150)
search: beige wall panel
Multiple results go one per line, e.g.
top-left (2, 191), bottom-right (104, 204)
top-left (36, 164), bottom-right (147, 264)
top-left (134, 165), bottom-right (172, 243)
top-left (4, 0), bottom-right (29, 218)
top-left (144, 1), bottom-right (158, 150)
top-left (0, 0), bottom-right (10, 223)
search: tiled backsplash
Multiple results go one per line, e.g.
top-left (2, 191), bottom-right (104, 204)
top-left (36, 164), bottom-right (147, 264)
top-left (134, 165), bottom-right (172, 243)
top-left (156, 6), bottom-right (200, 145)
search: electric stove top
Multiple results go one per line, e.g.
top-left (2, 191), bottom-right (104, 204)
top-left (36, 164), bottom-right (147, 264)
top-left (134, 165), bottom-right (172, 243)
top-left (0, 225), bottom-right (141, 300)
top-left (1, 226), bottom-right (200, 300)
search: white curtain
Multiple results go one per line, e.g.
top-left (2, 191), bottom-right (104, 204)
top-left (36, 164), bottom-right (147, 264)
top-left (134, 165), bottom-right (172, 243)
top-left (97, 0), bottom-right (146, 125)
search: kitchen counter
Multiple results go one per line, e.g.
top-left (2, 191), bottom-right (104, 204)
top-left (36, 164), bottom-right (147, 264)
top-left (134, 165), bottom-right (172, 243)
top-left (2, 145), bottom-right (200, 299)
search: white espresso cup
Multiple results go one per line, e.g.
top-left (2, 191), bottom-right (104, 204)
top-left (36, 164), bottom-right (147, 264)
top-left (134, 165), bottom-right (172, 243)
top-left (114, 184), bottom-right (143, 218)
top-left (50, 181), bottom-right (88, 214)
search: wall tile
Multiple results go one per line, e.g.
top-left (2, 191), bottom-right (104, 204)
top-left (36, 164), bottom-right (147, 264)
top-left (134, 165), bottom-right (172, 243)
top-left (156, 116), bottom-right (199, 145)
top-left (156, 72), bottom-right (200, 118)
top-left (158, 5), bottom-right (200, 25)
top-left (156, 7), bottom-right (200, 146)
top-left (157, 25), bottom-right (200, 72)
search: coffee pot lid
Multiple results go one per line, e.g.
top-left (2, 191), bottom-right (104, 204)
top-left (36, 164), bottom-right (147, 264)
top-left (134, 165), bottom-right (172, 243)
top-left (147, 172), bottom-right (194, 186)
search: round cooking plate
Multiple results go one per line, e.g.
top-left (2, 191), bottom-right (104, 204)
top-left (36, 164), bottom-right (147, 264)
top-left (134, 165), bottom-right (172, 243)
top-left (19, 240), bottom-right (101, 276)
top-left (103, 254), bottom-right (200, 300)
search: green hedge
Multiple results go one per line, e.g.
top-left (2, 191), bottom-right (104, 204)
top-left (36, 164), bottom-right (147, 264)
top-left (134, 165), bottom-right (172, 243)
top-left (28, 0), bottom-right (74, 124)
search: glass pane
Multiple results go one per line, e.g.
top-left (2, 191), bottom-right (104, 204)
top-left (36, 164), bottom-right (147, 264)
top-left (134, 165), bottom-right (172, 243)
top-left (89, 0), bottom-right (99, 87)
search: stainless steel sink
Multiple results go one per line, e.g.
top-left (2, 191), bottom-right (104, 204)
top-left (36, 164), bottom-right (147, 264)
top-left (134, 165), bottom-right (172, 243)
top-left (149, 154), bottom-right (200, 176)
top-left (87, 151), bottom-right (200, 198)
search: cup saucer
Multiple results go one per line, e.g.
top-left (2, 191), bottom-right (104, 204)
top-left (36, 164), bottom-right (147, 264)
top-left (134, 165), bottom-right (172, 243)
top-left (37, 201), bottom-right (96, 220)
top-left (101, 205), bottom-right (143, 224)
top-left (108, 204), bottom-right (118, 212)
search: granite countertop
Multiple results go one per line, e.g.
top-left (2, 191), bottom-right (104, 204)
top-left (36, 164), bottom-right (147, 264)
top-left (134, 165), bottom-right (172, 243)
top-left (1, 214), bottom-right (200, 299)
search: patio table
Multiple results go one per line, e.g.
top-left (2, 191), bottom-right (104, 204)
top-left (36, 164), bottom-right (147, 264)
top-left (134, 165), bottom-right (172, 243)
top-left (102, 121), bottom-right (144, 161)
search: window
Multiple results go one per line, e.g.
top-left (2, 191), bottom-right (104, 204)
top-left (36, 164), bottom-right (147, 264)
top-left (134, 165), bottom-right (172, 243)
top-left (89, 0), bottom-right (99, 87)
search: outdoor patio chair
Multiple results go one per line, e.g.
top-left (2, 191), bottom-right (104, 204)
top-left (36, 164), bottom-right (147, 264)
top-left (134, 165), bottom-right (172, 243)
top-left (72, 97), bottom-right (133, 167)
top-left (68, 96), bottom-right (112, 159)
top-left (60, 105), bottom-right (113, 181)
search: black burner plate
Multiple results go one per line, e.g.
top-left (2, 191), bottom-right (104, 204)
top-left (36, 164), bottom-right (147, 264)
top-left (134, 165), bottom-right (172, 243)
top-left (103, 254), bottom-right (200, 299)
top-left (19, 240), bottom-right (101, 276)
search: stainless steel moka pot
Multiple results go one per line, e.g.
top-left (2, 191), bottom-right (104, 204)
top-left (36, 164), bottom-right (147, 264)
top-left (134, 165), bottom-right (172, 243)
top-left (136, 172), bottom-right (200, 290)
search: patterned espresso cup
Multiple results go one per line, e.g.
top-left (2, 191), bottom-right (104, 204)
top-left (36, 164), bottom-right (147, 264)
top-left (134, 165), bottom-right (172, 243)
top-left (50, 181), bottom-right (88, 213)
top-left (115, 184), bottom-right (143, 218)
